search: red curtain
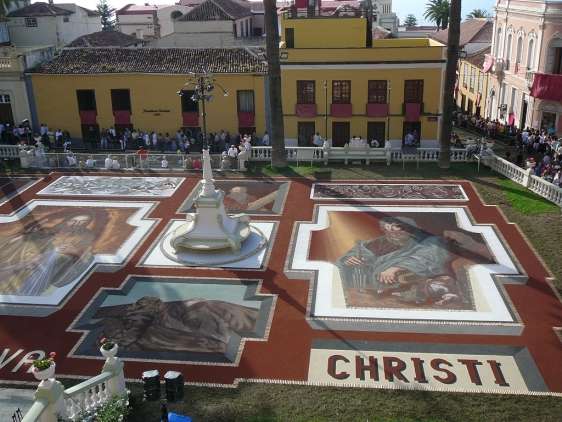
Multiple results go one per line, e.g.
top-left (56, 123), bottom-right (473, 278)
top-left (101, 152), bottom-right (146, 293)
top-left (531, 73), bottom-right (562, 101)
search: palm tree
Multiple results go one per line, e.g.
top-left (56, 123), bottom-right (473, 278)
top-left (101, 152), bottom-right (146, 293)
top-left (424, 0), bottom-right (450, 30)
top-left (438, 0), bottom-right (461, 169)
top-left (263, 0), bottom-right (287, 168)
top-left (466, 8), bottom-right (490, 19)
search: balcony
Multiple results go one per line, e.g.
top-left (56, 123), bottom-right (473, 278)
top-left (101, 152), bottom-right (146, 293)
top-left (79, 110), bottom-right (97, 125)
top-left (182, 112), bottom-right (199, 127)
top-left (331, 103), bottom-right (352, 117)
top-left (529, 72), bottom-right (562, 102)
top-left (238, 111), bottom-right (255, 127)
top-left (0, 56), bottom-right (22, 72)
top-left (295, 103), bottom-right (317, 117)
top-left (113, 110), bottom-right (131, 125)
top-left (403, 103), bottom-right (423, 122)
top-left (366, 103), bottom-right (389, 117)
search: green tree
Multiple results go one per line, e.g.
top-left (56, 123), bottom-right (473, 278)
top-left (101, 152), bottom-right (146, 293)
top-left (1, 0), bottom-right (14, 18)
top-left (97, 0), bottom-right (115, 32)
top-left (466, 8), bottom-right (490, 19)
top-left (264, 0), bottom-right (287, 168)
top-left (404, 14), bottom-right (418, 27)
top-left (438, 0), bottom-right (461, 169)
top-left (424, 0), bottom-right (450, 30)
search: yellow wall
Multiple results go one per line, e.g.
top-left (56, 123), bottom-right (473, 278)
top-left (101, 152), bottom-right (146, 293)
top-left (282, 68), bottom-right (443, 142)
top-left (456, 58), bottom-right (489, 115)
top-left (31, 73), bottom-right (267, 138)
top-left (280, 15), bottom-right (367, 48)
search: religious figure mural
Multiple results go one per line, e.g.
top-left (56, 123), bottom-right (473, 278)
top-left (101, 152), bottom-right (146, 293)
top-left (0, 201), bottom-right (154, 308)
top-left (310, 212), bottom-right (497, 311)
top-left (180, 180), bottom-right (289, 214)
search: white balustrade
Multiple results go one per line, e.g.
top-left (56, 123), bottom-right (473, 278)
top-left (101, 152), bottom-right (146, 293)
top-left (21, 349), bottom-right (127, 422)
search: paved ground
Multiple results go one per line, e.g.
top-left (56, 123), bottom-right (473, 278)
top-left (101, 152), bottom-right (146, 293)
top-left (0, 388), bottom-right (34, 421)
top-left (0, 173), bottom-right (560, 399)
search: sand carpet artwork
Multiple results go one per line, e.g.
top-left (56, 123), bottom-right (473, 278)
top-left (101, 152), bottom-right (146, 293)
top-left (0, 174), bottom-right (560, 396)
top-left (38, 176), bottom-right (184, 197)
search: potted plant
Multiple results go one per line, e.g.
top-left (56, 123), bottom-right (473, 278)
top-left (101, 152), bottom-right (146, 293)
top-left (100, 337), bottom-right (118, 358)
top-left (31, 352), bottom-right (56, 381)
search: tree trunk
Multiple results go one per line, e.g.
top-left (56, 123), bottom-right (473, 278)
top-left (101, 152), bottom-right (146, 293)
top-left (438, 0), bottom-right (461, 169)
top-left (264, 0), bottom-right (287, 168)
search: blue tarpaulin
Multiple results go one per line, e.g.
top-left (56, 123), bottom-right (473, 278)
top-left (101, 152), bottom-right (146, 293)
top-left (168, 413), bottom-right (192, 422)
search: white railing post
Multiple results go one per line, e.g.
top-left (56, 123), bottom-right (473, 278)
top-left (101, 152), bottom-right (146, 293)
top-left (23, 378), bottom-right (67, 422)
top-left (522, 167), bottom-right (532, 188)
top-left (102, 356), bottom-right (126, 398)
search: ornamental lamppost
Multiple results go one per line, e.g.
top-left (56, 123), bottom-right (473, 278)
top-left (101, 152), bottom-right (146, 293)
top-left (177, 71), bottom-right (228, 150)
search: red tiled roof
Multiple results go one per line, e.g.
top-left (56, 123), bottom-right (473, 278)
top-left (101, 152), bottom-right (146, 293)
top-left (466, 46), bottom-right (491, 68)
top-left (30, 47), bottom-right (267, 75)
top-left (431, 18), bottom-right (492, 47)
top-left (179, 0), bottom-right (252, 21)
top-left (7, 2), bottom-right (73, 17)
top-left (67, 31), bottom-right (143, 48)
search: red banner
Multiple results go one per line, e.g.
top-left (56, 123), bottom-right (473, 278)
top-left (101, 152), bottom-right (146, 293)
top-left (530, 73), bottom-right (562, 101)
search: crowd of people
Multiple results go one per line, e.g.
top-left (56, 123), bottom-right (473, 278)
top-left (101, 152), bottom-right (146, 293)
top-left (453, 111), bottom-right (513, 139)
top-left (515, 128), bottom-right (562, 187)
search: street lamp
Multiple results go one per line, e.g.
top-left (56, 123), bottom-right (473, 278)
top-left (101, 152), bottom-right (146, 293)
top-left (177, 71), bottom-right (228, 151)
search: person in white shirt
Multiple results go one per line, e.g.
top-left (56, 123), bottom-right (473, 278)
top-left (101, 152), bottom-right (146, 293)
top-left (104, 154), bottom-right (113, 169)
top-left (40, 124), bottom-right (48, 136)
top-left (262, 131), bottom-right (270, 146)
top-left (85, 156), bottom-right (95, 168)
top-left (112, 159), bottom-right (121, 170)
top-left (313, 132), bottom-right (323, 147)
top-left (161, 156), bottom-right (169, 169)
top-left (228, 145), bottom-right (238, 158)
top-left (151, 132), bottom-right (158, 149)
top-left (243, 138), bottom-right (252, 151)
top-left (370, 139), bottom-right (380, 148)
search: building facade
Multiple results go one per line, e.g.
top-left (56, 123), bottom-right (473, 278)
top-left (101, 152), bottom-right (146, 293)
top-left (152, 0), bottom-right (258, 48)
top-left (7, 2), bottom-right (100, 48)
top-left (29, 13), bottom-right (445, 147)
top-left (29, 48), bottom-right (267, 140)
top-left (116, 4), bottom-right (192, 40)
top-left (0, 44), bottom-right (55, 126)
top-left (486, 0), bottom-right (562, 134)
top-left (431, 18), bottom-right (493, 117)
top-left (280, 13), bottom-right (446, 147)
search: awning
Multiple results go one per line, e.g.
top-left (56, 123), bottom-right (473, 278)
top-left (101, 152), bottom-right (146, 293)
top-left (530, 73), bottom-right (562, 101)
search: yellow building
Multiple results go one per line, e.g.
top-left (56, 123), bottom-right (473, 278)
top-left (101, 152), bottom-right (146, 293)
top-left (30, 48), bottom-right (267, 140)
top-left (456, 48), bottom-right (491, 117)
top-left (29, 15), bottom-right (446, 148)
top-left (279, 13), bottom-right (447, 147)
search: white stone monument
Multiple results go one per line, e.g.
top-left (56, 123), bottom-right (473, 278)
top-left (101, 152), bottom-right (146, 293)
top-left (170, 149), bottom-right (251, 252)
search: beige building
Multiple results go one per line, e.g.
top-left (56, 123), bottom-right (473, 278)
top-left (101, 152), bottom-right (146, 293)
top-left (115, 3), bottom-right (192, 40)
top-left (486, 0), bottom-right (562, 133)
top-left (6, 2), bottom-right (101, 48)
top-left (152, 0), bottom-right (260, 48)
top-left (0, 44), bottom-right (55, 126)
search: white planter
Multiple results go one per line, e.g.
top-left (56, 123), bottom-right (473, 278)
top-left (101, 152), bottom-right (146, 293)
top-left (100, 344), bottom-right (118, 358)
top-left (32, 362), bottom-right (55, 381)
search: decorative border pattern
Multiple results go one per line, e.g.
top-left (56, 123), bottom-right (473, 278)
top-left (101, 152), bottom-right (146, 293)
top-left (310, 183), bottom-right (469, 201)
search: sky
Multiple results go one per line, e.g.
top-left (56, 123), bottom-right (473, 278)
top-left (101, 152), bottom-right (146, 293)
top-left (37, 0), bottom-right (497, 25)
